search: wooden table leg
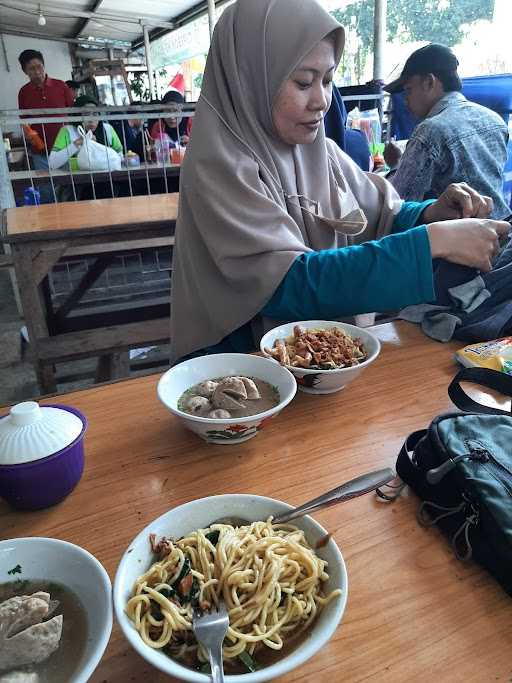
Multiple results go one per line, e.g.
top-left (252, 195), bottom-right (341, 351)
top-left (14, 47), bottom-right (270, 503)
top-left (95, 351), bottom-right (130, 383)
top-left (10, 244), bottom-right (62, 395)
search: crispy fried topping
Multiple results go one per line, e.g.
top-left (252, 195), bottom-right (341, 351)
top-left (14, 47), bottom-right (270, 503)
top-left (265, 325), bottom-right (366, 370)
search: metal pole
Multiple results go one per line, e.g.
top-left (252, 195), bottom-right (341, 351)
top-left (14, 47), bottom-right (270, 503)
top-left (0, 126), bottom-right (23, 316)
top-left (0, 130), bottom-right (15, 209)
top-left (372, 0), bottom-right (387, 81)
top-left (1, 34), bottom-right (10, 72)
top-left (143, 25), bottom-right (156, 100)
top-left (207, 0), bottom-right (216, 39)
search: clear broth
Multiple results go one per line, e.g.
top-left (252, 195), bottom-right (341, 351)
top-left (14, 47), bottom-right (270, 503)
top-left (0, 580), bottom-right (88, 683)
top-left (178, 376), bottom-right (280, 418)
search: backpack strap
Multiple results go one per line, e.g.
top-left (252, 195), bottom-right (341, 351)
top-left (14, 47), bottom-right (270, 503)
top-left (448, 367), bottom-right (512, 416)
top-left (395, 429), bottom-right (427, 486)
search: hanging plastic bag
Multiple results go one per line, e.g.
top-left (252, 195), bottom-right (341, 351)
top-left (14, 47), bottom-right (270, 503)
top-left (346, 107), bottom-right (382, 147)
top-left (347, 107), bottom-right (383, 169)
top-left (76, 125), bottom-right (122, 171)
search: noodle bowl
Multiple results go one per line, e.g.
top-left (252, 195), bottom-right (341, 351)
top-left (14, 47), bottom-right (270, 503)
top-left (114, 494), bottom-right (348, 682)
top-left (126, 519), bottom-right (341, 671)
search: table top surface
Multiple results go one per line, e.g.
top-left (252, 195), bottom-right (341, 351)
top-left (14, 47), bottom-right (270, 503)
top-left (4, 193), bottom-right (179, 237)
top-left (2, 321), bottom-right (511, 683)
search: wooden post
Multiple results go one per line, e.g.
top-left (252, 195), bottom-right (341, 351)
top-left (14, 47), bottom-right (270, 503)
top-left (0, 133), bottom-right (15, 210)
top-left (143, 25), bottom-right (156, 101)
top-left (207, 0), bottom-right (216, 39)
top-left (373, 0), bottom-right (387, 81)
top-left (0, 133), bottom-right (23, 316)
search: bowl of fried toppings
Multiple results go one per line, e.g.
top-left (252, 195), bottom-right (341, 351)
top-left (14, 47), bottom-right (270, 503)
top-left (260, 320), bottom-right (381, 394)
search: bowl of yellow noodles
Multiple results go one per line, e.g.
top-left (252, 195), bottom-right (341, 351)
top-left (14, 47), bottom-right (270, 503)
top-left (113, 494), bottom-right (347, 682)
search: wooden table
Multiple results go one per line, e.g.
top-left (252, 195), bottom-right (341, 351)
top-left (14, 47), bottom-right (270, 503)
top-left (2, 322), bottom-right (511, 682)
top-left (1, 194), bottom-right (178, 393)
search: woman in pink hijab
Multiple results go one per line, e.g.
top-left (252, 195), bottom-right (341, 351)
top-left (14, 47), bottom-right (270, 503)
top-left (170, 0), bottom-right (508, 363)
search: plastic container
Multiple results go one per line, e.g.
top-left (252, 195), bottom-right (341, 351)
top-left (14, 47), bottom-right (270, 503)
top-left (154, 134), bottom-right (171, 164)
top-left (170, 145), bottom-right (186, 165)
top-left (24, 187), bottom-right (41, 206)
top-left (124, 152), bottom-right (141, 168)
top-left (0, 402), bottom-right (87, 510)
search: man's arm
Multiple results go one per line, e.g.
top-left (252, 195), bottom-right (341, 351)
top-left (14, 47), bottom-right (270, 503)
top-left (390, 136), bottom-right (438, 202)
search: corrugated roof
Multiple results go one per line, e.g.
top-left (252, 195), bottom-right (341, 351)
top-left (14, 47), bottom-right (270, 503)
top-left (0, 0), bottom-right (212, 48)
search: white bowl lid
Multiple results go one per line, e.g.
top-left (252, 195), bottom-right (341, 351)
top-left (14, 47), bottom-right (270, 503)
top-left (0, 402), bottom-right (84, 465)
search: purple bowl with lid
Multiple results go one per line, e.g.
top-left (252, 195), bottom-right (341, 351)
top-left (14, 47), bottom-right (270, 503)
top-left (0, 402), bottom-right (87, 511)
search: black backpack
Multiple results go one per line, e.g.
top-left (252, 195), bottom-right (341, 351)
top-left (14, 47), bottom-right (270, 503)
top-left (396, 367), bottom-right (512, 595)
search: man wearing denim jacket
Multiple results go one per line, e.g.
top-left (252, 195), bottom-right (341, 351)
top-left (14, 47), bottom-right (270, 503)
top-left (385, 44), bottom-right (509, 219)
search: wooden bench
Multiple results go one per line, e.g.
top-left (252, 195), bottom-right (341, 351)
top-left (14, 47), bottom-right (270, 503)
top-left (1, 194), bottom-right (178, 394)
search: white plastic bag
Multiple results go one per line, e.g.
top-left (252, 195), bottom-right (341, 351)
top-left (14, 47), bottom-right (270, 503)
top-left (76, 126), bottom-right (122, 171)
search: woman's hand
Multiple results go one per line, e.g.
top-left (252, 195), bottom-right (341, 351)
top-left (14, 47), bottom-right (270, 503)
top-left (427, 218), bottom-right (510, 272)
top-left (423, 183), bottom-right (493, 223)
top-left (74, 138), bottom-right (84, 149)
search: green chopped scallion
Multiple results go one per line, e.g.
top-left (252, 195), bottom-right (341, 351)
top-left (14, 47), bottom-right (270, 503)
top-left (238, 649), bottom-right (258, 672)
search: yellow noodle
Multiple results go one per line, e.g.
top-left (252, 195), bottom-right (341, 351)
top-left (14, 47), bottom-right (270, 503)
top-left (126, 519), bottom-right (342, 667)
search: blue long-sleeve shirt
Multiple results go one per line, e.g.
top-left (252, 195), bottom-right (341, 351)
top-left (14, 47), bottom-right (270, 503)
top-left (193, 200), bottom-right (436, 356)
top-left (262, 226), bottom-right (432, 319)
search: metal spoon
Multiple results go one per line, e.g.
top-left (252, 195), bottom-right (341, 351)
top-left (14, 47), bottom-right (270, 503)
top-left (214, 467), bottom-right (395, 527)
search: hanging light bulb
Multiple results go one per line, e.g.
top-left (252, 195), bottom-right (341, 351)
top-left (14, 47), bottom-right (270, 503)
top-left (37, 5), bottom-right (46, 26)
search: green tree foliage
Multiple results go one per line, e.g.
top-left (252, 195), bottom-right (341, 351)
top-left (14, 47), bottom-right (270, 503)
top-left (129, 73), bottom-right (151, 102)
top-left (332, 0), bottom-right (494, 82)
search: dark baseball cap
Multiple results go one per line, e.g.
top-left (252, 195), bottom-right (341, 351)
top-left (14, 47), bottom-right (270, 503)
top-left (384, 44), bottom-right (459, 94)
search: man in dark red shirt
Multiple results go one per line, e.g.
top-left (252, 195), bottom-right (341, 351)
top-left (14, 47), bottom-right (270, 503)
top-left (18, 49), bottom-right (74, 169)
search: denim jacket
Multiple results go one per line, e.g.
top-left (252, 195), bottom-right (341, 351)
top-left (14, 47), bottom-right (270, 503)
top-left (391, 92), bottom-right (509, 219)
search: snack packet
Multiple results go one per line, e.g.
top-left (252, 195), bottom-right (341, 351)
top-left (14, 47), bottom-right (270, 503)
top-left (455, 337), bottom-right (512, 375)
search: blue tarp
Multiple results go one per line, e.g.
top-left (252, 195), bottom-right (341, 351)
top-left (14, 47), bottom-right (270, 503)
top-left (389, 74), bottom-right (512, 209)
top-left (462, 74), bottom-right (512, 122)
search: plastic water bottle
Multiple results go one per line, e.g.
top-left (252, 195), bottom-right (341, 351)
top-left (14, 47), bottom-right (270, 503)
top-left (154, 134), bottom-right (170, 164)
top-left (23, 187), bottom-right (41, 205)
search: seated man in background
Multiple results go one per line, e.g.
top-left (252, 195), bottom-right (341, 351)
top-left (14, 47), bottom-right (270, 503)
top-left (385, 44), bottom-right (509, 219)
top-left (112, 107), bottom-right (146, 158)
top-left (18, 50), bottom-right (74, 168)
